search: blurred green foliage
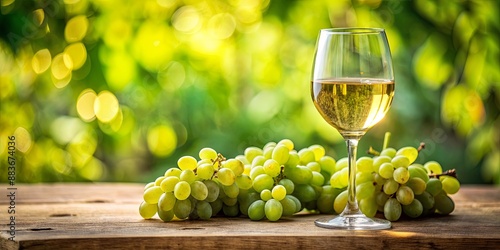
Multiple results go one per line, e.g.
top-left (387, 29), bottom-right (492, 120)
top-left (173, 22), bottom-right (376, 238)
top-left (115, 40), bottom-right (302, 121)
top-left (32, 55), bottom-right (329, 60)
top-left (0, 0), bottom-right (499, 184)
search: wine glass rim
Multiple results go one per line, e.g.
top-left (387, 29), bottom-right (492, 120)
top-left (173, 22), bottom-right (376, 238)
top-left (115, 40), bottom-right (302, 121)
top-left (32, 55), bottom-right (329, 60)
top-left (321, 27), bottom-right (385, 34)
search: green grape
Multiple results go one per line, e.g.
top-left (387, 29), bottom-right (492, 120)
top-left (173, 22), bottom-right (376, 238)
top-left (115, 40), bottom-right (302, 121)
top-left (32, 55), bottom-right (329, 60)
top-left (157, 207), bottom-right (175, 222)
top-left (160, 176), bottom-right (180, 192)
top-left (210, 199), bottom-right (223, 216)
top-left (359, 197), bottom-right (377, 218)
top-left (426, 178), bottom-right (443, 196)
top-left (393, 167), bottom-right (410, 184)
top-left (139, 201), bottom-right (157, 219)
top-left (330, 167), bottom-right (348, 189)
top-left (238, 191), bottom-right (260, 216)
top-left (250, 166), bottom-right (265, 180)
top-left (391, 155), bottom-right (410, 168)
top-left (180, 169), bottom-right (196, 184)
top-left (272, 144), bottom-right (290, 165)
top-left (298, 148), bottom-right (315, 164)
top-left (244, 146), bottom-right (263, 163)
top-left (272, 185), bottom-right (287, 201)
top-left (263, 159), bottom-right (281, 177)
top-left (235, 155), bottom-right (249, 166)
top-left (287, 195), bottom-right (303, 213)
top-left (251, 155), bottom-right (266, 168)
top-left (292, 184), bottom-right (317, 203)
top-left (284, 165), bottom-right (313, 184)
top-left (222, 182), bottom-right (239, 198)
top-left (265, 199), bottom-right (283, 221)
top-left (143, 186), bottom-right (163, 204)
top-left (173, 199), bottom-right (192, 219)
top-left (252, 174), bottom-right (274, 193)
top-left (222, 196), bottom-right (238, 206)
top-left (373, 173), bottom-right (386, 187)
top-left (434, 193), bottom-right (455, 215)
top-left (164, 168), bottom-right (182, 177)
top-left (260, 189), bottom-right (272, 201)
top-left (203, 179), bottom-right (220, 202)
top-left (144, 182), bottom-right (155, 190)
top-left (196, 200), bottom-right (212, 220)
top-left (383, 179), bottom-right (399, 195)
top-left (158, 192), bottom-right (176, 211)
top-left (264, 141), bottom-right (277, 150)
top-left (197, 163), bottom-right (215, 180)
top-left (277, 139), bottom-right (294, 151)
top-left (440, 176), bottom-right (460, 195)
top-left (311, 171), bottom-right (325, 186)
top-left (199, 147), bottom-right (217, 161)
top-left (356, 156), bottom-right (374, 173)
top-left (415, 191), bottom-right (435, 210)
top-left (248, 200), bottom-right (266, 221)
top-left (335, 157), bottom-right (348, 171)
top-left (356, 182), bottom-right (375, 200)
top-left (402, 199), bottom-right (423, 218)
top-left (178, 156), bottom-right (197, 171)
top-left (306, 162), bottom-right (321, 172)
top-left (191, 181), bottom-right (209, 201)
top-left (396, 146), bottom-right (419, 164)
top-left (373, 156), bottom-right (391, 173)
top-left (278, 178), bottom-right (295, 194)
top-left (406, 177), bottom-right (426, 195)
top-left (334, 190), bottom-right (348, 214)
top-left (285, 151), bottom-right (300, 168)
top-left (243, 164), bottom-right (251, 176)
top-left (356, 172), bottom-right (373, 185)
top-left (384, 198), bottom-right (402, 221)
top-left (408, 165), bottom-right (430, 183)
top-left (217, 168), bottom-right (236, 186)
top-left (222, 204), bottom-right (240, 217)
top-left (378, 162), bottom-right (395, 179)
top-left (319, 155), bottom-right (336, 175)
top-left (376, 191), bottom-right (390, 206)
top-left (380, 147), bottom-right (397, 158)
top-left (424, 161), bottom-right (443, 175)
top-left (155, 176), bottom-right (166, 186)
top-left (396, 185), bottom-right (414, 205)
top-left (174, 181), bottom-right (191, 200)
top-left (223, 159), bottom-right (244, 176)
top-left (317, 193), bottom-right (336, 214)
top-left (280, 196), bottom-right (297, 216)
top-left (308, 144), bottom-right (325, 161)
top-left (263, 146), bottom-right (274, 159)
top-left (236, 175), bottom-right (253, 190)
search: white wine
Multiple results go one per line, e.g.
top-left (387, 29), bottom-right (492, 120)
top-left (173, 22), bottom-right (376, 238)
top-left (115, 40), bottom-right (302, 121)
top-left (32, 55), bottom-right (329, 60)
top-left (311, 78), bottom-right (395, 138)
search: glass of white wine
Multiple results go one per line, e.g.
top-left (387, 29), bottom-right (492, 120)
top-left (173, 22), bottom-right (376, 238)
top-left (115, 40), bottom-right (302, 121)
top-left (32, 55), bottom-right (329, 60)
top-left (311, 28), bottom-right (395, 229)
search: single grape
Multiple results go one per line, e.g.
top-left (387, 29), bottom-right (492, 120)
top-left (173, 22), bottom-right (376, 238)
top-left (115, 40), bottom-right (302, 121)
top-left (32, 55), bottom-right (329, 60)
top-left (263, 159), bottom-right (281, 177)
top-left (238, 191), bottom-right (260, 216)
top-left (440, 176), bottom-right (460, 195)
top-left (408, 165), bottom-right (430, 183)
top-left (234, 155), bottom-right (248, 166)
top-left (250, 166), bottom-right (265, 180)
top-left (272, 144), bottom-right (290, 165)
top-left (197, 163), bottom-right (215, 180)
top-left (272, 185), bottom-right (287, 201)
top-left (335, 157), bottom-right (348, 172)
top-left (292, 184), bottom-right (317, 203)
top-left (356, 157), bottom-right (374, 173)
top-left (244, 147), bottom-right (263, 163)
top-left (143, 186), bottom-right (163, 204)
top-left (199, 147), bottom-right (217, 161)
top-left (284, 165), bottom-right (313, 184)
top-left (160, 176), bottom-right (180, 192)
top-left (434, 193), bottom-right (455, 215)
top-left (396, 146), bottom-right (419, 164)
top-left (174, 181), bottom-right (191, 200)
top-left (252, 174), bottom-right (274, 193)
top-left (319, 155), bottom-right (336, 175)
top-left (406, 177), bottom-right (426, 195)
top-left (415, 191), bottom-right (435, 209)
top-left (317, 194), bottom-right (336, 214)
top-left (308, 144), bottom-right (325, 161)
top-left (203, 179), bottom-right (220, 202)
top-left (222, 204), bottom-right (240, 217)
top-left (285, 151), bottom-right (300, 168)
top-left (287, 195), bottom-right (303, 213)
top-left (158, 192), bottom-right (176, 211)
top-left (426, 178), bottom-right (443, 196)
top-left (333, 190), bottom-right (348, 214)
top-left (210, 199), bottom-right (223, 216)
top-left (373, 156), bottom-right (392, 173)
top-left (217, 168), bottom-right (236, 186)
top-left (178, 156), bottom-right (197, 171)
top-left (144, 182), bottom-right (155, 190)
top-left (356, 182), bottom-right (376, 200)
top-left (173, 199), bottom-right (192, 219)
top-left (359, 197), bottom-right (377, 218)
top-left (298, 148), bottom-right (316, 164)
top-left (380, 147), bottom-right (397, 158)
top-left (393, 167), bottom-right (410, 184)
top-left (222, 182), bottom-right (239, 198)
top-left (222, 196), bottom-right (238, 206)
top-left (396, 185), bottom-right (415, 205)
top-left (424, 161), bottom-right (443, 175)
top-left (191, 181), bottom-right (209, 201)
top-left (263, 146), bottom-right (274, 159)
top-left (236, 175), bottom-right (253, 190)
top-left (384, 198), bottom-right (402, 221)
top-left (155, 176), bottom-right (166, 186)
top-left (391, 155), bottom-right (410, 169)
top-left (180, 169), bottom-right (196, 184)
top-left (196, 200), bottom-right (212, 220)
top-left (277, 139), bottom-right (294, 151)
top-left (330, 168), bottom-right (348, 189)
top-left (280, 196), bottom-right (297, 216)
top-left (265, 199), bottom-right (283, 221)
top-left (164, 168), bottom-right (182, 177)
top-left (383, 179), bottom-right (399, 195)
top-left (403, 199), bottom-right (423, 218)
top-left (248, 200), bottom-right (266, 221)
top-left (278, 178), bottom-right (295, 194)
top-left (251, 155), bottom-right (266, 168)
top-left (139, 201), bottom-right (157, 219)
top-left (223, 159), bottom-right (244, 176)
top-left (356, 172), bottom-right (373, 185)
top-left (157, 207), bottom-right (175, 222)
top-left (306, 162), bottom-right (322, 172)
top-left (264, 141), bottom-right (277, 150)
top-left (376, 191), bottom-right (390, 206)
top-left (379, 162), bottom-right (395, 179)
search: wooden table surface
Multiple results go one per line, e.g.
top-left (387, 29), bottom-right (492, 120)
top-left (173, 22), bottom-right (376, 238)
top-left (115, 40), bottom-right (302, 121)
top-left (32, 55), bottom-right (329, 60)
top-left (1, 183), bottom-right (499, 249)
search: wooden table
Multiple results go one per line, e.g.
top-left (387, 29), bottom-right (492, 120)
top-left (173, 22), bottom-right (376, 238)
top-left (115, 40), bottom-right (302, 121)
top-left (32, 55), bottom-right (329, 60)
top-left (1, 183), bottom-right (499, 249)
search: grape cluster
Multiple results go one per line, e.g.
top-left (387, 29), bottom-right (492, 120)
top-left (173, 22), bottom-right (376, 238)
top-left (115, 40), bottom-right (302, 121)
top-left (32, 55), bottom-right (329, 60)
top-left (139, 136), bottom-right (460, 222)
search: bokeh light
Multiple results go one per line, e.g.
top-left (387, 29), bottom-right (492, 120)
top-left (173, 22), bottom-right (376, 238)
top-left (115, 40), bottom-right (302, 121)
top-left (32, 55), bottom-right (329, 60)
top-left (94, 90), bottom-right (120, 123)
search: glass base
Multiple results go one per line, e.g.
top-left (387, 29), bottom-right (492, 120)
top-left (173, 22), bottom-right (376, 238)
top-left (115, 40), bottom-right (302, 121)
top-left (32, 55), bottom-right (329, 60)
top-left (315, 213), bottom-right (391, 230)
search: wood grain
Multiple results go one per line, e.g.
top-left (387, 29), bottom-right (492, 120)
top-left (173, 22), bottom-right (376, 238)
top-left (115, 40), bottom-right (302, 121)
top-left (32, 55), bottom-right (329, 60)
top-left (1, 183), bottom-right (499, 249)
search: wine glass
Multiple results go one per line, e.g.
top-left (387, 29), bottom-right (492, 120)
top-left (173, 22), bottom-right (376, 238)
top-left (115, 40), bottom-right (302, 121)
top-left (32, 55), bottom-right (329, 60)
top-left (311, 28), bottom-right (394, 229)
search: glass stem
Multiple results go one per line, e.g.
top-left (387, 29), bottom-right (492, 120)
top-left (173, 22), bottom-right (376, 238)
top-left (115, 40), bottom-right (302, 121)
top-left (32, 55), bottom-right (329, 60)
top-left (342, 138), bottom-right (361, 215)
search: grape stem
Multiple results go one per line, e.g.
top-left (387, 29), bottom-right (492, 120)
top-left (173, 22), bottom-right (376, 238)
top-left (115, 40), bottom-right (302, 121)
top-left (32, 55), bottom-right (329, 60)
top-left (366, 146), bottom-right (380, 156)
top-left (382, 132), bottom-right (391, 150)
top-left (428, 169), bottom-right (457, 179)
top-left (210, 153), bottom-right (227, 179)
top-left (417, 142), bottom-right (425, 152)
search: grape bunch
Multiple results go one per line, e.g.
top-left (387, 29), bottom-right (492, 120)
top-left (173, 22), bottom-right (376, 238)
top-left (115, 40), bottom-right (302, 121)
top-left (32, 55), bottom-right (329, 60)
top-left (139, 133), bottom-right (460, 222)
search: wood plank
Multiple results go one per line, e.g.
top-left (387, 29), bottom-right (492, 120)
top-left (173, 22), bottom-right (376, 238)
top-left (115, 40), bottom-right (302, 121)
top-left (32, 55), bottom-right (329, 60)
top-left (1, 184), bottom-right (500, 249)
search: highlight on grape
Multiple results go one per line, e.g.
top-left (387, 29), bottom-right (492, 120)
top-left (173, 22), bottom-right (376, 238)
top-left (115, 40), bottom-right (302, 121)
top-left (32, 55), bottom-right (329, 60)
top-left (139, 132), bottom-right (459, 222)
